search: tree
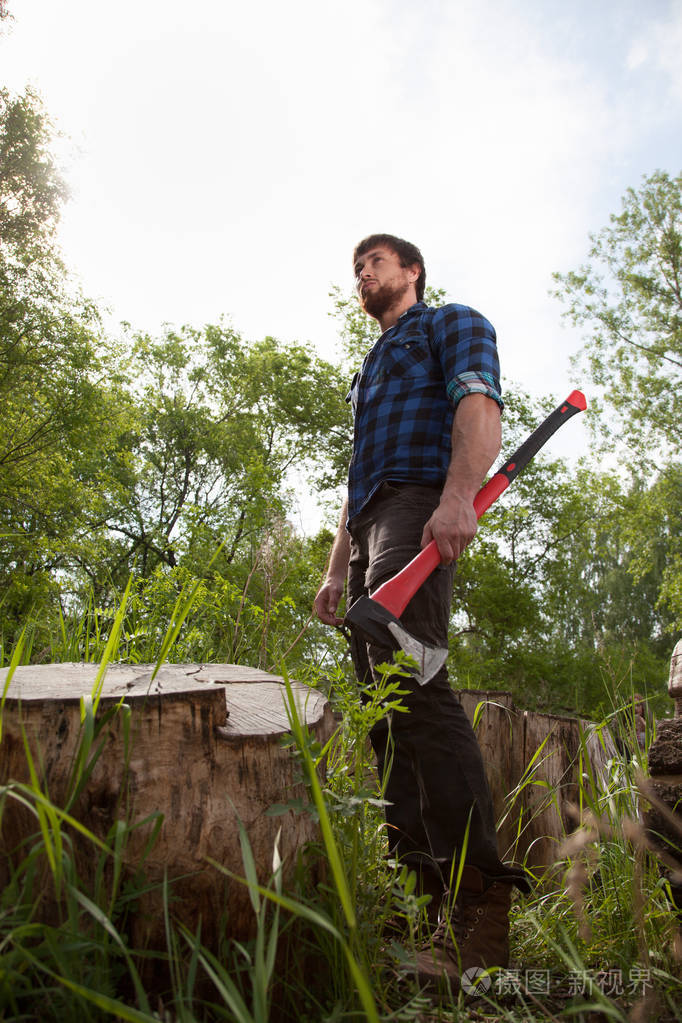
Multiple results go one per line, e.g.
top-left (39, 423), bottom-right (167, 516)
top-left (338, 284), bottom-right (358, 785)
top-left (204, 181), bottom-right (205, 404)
top-left (554, 170), bottom-right (682, 638)
top-left (0, 89), bottom-right (127, 636)
top-left (618, 463), bottom-right (682, 633)
top-left (0, 87), bottom-right (355, 660)
top-left (0, 87), bottom-right (89, 482)
top-left (553, 170), bottom-right (682, 461)
top-left (0, 87), bottom-right (67, 254)
top-left (448, 449), bottom-right (673, 715)
top-left (88, 322), bottom-right (350, 588)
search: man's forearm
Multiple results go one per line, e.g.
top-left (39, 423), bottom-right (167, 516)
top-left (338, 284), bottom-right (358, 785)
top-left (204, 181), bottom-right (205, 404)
top-left (441, 394), bottom-right (502, 501)
top-left (326, 497), bottom-right (351, 583)
top-left (314, 497), bottom-right (350, 626)
top-left (421, 393), bottom-right (501, 563)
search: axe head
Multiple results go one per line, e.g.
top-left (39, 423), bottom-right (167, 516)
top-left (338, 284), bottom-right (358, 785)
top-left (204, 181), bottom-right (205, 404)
top-left (344, 595), bottom-right (448, 686)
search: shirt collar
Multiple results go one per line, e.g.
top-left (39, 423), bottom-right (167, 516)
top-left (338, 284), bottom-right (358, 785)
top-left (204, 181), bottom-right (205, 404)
top-left (397, 301), bottom-right (427, 322)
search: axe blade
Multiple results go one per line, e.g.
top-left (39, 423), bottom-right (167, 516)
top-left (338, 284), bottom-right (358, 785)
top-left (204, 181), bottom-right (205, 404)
top-left (344, 595), bottom-right (447, 685)
top-left (386, 621), bottom-right (448, 686)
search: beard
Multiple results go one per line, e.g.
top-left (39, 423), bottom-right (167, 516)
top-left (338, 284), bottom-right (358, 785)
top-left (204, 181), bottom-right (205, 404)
top-left (360, 277), bottom-right (412, 321)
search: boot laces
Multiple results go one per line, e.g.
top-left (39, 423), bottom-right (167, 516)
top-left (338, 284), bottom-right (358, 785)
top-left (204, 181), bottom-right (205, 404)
top-left (432, 895), bottom-right (484, 951)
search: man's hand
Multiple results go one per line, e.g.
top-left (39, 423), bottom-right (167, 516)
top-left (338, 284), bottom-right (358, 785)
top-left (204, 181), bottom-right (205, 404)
top-left (420, 492), bottom-right (478, 564)
top-left (314, 576), bottom-right (345, 627)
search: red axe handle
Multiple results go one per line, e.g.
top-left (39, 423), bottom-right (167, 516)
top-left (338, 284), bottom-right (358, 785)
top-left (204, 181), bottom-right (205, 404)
top-left (370, 390), bottom-right (587, 619)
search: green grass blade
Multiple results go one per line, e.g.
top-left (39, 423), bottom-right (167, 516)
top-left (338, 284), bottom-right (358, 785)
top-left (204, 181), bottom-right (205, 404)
top-left (151, 579), bottom-right (204, 681)
top-left (151, 539), bottom-right (226, 680)
top-left (182, 936), bottom-right (254, 1022)
top-left (237, 814), bottom-right (261, 915)
top-left (280, 670), bottom-right (356, 929)
top-left (18, 718), bottom-right (62, 891)
top-left (0, 627), bottom-right (26, 742)
top-left (30, 960), bottom-right (157, 1021)
top-left (91, 574), bottom-right (134, 711)
top-left (68, 883), bottom-right (151, 1013)
top-left (205, 858), bottom-right (380, 1023)
top-left (5, 782), bottom-right (112, 856)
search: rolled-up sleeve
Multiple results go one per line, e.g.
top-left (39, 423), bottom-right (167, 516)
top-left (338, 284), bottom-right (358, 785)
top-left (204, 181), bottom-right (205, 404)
top-left (447, 370), bottom-right (503, 409)
top-left (430, 305), bottom-right (503, 411)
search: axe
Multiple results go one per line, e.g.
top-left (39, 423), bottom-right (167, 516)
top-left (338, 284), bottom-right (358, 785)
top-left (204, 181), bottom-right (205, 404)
top-left (344, 390), bottom-right (587, 684)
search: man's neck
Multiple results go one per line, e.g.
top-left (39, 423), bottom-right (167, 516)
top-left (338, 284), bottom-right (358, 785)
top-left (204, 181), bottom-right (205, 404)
top-left (377, 296), bottom-right (418, 332)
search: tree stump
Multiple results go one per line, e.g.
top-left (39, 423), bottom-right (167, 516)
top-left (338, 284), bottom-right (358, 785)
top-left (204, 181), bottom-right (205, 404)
top-left (0, 662), bottom-right (335, 952)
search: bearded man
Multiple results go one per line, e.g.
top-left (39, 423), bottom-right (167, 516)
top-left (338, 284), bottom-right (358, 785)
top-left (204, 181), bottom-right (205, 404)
top-left (314, 233), bottom-right (528, 991)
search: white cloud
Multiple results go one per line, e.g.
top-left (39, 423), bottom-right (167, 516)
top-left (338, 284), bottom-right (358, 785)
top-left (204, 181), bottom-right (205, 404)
top-left (622, 0), bottom-right (682, 100)
top-left (626, 39), bottom-right (649, 71)
top-left (646, 1), bottom-right (682, 100)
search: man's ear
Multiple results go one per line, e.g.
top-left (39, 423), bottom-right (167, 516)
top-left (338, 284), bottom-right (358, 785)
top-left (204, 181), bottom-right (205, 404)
top-left (408, 263), bottom-right (420, 285)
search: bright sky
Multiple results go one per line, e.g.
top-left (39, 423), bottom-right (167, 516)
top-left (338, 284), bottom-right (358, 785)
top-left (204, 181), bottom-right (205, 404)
top-left (3, 0), bottom-right (682, 503)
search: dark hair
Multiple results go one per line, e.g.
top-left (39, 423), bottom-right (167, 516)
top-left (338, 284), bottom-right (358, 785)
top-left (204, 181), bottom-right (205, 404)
top-left (352, 233), bottom-right (426, 302)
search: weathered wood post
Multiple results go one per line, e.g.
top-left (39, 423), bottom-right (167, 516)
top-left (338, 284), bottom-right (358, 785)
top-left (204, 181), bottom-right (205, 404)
top-left (455, 689), bottom-right (618, 871)
top-left (642, 639), bottom-right (682, 927)
top-left (669, 637), bottom-right (682, 718)
top-left (0, 662), bottom-right (335, 952)
top-left (456, 691), bottom-right (524, 862)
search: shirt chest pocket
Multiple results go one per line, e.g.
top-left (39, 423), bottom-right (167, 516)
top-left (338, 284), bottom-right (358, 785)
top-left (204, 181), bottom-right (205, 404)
top-left (385, 333), bottom-right (437, 380)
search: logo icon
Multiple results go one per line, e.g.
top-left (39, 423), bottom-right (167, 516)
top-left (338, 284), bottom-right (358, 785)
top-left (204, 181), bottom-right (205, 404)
top-left (461, 966), bottom-right (492, 995)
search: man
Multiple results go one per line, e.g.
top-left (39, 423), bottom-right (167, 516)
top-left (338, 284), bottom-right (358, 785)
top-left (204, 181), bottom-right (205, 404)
top-left (314, 233), bottom-right (528, 990)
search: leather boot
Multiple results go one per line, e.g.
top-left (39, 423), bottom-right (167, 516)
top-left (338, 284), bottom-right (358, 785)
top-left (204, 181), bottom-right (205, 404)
top-left (414, 865), bottom-right (513, 992)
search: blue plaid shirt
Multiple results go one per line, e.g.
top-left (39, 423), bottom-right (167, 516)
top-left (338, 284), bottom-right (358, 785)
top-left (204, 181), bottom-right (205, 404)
top-left (346, 301), bottom-right (502, 526)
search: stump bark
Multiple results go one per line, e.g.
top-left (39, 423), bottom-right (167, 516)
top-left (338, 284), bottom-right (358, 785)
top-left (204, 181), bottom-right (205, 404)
top-left (0, 662), bottom-right (335, 951)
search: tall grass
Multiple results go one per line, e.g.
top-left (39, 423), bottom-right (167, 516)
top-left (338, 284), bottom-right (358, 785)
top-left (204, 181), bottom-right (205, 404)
top-left (0, 584), bottom-right (681, 1021)
top-left (494, 700), bottom-right (682, 1023)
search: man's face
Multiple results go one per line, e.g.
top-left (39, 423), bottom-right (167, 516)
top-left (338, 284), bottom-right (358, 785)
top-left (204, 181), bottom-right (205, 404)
top-left (353, 245), bottom-right (418, 320)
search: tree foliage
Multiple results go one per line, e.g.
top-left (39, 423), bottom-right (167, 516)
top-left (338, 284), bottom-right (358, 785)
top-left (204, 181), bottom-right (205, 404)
top-left (450, 445), bottom-right (673, 714)
top-left (0, 88), bottom-right (350, 659)
top-left (554, 169), bottom-right (682, 648)
top-left (554, 170), bottom-right (682, 461)
top-left (0, 86), bottom-right (67, 254)
top-left (92, 322), bottom-right (350, 584)
top-left (0, 89), bottom-right (123, 630)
